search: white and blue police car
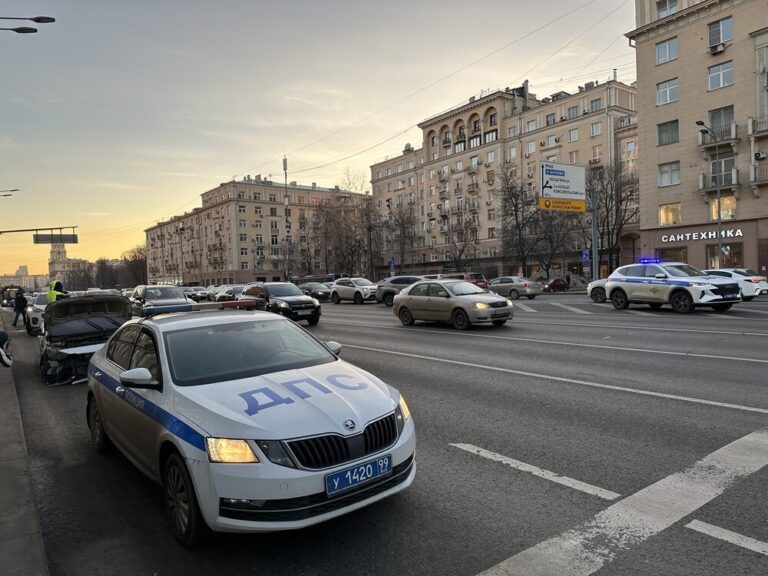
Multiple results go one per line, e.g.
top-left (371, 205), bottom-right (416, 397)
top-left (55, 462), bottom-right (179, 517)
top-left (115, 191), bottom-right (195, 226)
top-left (605, 260), bottom-right (741, 313)
top-left (86, 310), bottom-right (415, 546)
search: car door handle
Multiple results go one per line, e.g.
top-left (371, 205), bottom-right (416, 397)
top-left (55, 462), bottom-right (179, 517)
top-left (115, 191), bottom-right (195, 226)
top-left (115, 385), bottom-right (126, 397)
top-left (93, 371), bottom-right (102, 380)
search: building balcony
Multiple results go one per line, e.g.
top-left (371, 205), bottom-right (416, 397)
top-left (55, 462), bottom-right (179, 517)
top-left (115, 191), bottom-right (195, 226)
top-left (698, 169), bottom-right (740, 197)
top-left (467, 165), bottom-right (478, 175)
top-left (438, 172), bottom-right (449, 182)
top-left (750, 165), bottom-right (768, 195)
top-left (442, 137), bottom-right (452, 147)
top-left (439, 187), bottom-right (449, 200)
top-left (466, 199), bottom-right (480, 213)
top-left (697, 122), bottom-right (739, 151)
top-left (454, 185), bottom-right (463, 195)
top-left (466, 182), bottom-right (479, 195)
top-left (748, 116), bottom-right (768, 138)
top-left (451, 205), bottom-right (464, 214)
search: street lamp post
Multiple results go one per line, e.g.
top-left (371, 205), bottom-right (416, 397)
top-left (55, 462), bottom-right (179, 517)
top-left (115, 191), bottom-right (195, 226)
top-left (0, 15), bottom-right (55, 34)
top-left (696, 120), bottom-right (723, 268)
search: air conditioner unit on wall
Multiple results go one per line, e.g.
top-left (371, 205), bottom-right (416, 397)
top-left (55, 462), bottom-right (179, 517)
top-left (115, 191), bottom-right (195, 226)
top-left (709, 43), bottom-right (726, 55)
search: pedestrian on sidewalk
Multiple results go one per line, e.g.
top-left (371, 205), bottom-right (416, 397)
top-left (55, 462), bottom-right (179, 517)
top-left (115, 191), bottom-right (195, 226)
top-left (12, 290), bottom-right (28, 327)
top-left (0, 330), bottom-right (12, 367)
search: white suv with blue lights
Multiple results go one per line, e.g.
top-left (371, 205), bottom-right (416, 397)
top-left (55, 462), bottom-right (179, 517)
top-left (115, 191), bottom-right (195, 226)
top-left (605, 261), bottom-right (741, 313)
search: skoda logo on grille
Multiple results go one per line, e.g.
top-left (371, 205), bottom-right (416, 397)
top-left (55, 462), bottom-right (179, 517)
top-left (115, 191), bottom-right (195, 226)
top-left (343, 419), bottom-right (356, 431)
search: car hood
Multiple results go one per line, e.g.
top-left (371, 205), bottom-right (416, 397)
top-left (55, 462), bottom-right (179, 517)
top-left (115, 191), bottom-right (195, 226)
top-left (270, 295), bottom-right (315, 305)
top-left (44, 295), bottom-right (131, 331)
top-left (457, 293), bottom-right (507, 303)
top-left (173, 360), bottom-right (397, 440)
top-left (143, 297), bottom-right (189, 307)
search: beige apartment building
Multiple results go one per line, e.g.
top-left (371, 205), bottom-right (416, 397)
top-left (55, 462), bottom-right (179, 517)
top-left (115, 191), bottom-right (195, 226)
top-left (370, 79), bottom-right (638, 279)
top-left (145, 176), bottom-right (354, 286)
top-left (628, 0), bottom-right (768, 273)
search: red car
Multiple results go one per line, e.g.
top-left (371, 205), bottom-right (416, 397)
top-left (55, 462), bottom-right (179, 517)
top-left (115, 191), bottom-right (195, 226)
top-left (543, 278), bottom-right (569, 292)
top-left (440, 272), bottom-right (489, 290)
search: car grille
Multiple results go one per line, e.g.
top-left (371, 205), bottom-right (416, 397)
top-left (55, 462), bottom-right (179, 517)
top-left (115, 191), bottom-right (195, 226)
top-left (218, 454), bottom-right (414, 521)
top-left (287, 413), bottom-right (398, 470)
top-left (489, 300), bottom-right (508, 308)
top-left (712, 283), bottom-right (740, 298)
top-left (291, 302), bottom-right (315, 310)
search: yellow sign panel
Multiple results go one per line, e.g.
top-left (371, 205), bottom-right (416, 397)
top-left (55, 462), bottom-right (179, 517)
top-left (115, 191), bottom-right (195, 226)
top-left (538, 197), bottom-right (587, 213)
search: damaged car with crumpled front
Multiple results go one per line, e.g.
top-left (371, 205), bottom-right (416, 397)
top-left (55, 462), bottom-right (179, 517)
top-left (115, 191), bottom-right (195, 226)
top-left (40, 294), bottom-right (132, 386)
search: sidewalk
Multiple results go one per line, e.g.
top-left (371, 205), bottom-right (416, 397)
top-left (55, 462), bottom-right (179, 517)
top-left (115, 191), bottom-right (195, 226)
top-left (0, 312), bottom-right (49, 576)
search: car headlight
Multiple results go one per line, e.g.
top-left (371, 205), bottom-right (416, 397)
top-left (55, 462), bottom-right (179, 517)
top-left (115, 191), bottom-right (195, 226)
top-left (395, 394), bottom-right (411, 435)
top-left (26, 306), bottom-right (33, 313)
top-left (691, 283), bottom-right (716, 290)
top-left (398, 394), bottom-right (411, 420)
top-left (276, 300), bottom-right (289, 308)
top-left (206, 438), bottom-right (259, 463)
top-left (506, 299), bottom-right (514, 307)
top-left (474, 302), bottom-right (490, 309)
top-left (311, 298), bottom-right (320, 306)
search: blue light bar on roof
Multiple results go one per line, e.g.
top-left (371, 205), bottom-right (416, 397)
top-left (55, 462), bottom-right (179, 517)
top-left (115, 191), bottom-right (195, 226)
top-left (639, 257), bottom-right (662, 264)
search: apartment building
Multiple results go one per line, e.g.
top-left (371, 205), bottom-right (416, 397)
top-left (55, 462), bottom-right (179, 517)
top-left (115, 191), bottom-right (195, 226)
top-left (628, 0), bottom-right (768, 272)
top-left (145, 176), bottom-right (354, 286)
top-left (370, 79), bottom-right (638, 278)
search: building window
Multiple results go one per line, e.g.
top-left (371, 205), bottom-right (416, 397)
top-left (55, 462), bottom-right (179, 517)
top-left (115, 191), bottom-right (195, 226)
top-left (659, 203), bottom-right (681, 225)
top-left (238, 205), bottom-right (246, 213)
top-left (709, 105), bottom-right (734, 136)
top-left (527, 120), bottom-right (537, 132)
top-left (268, 193), bottom-right (276, 202)
top-left (488, 227), bottom-right (496, 239)
top-left (455, 160), bottom-right (464, 171)
top-left (591, 145), bottom-right (602, 160)
top-left (657, 0), bottom-right (677, 18)
top-left (708, 61), bottom-right (733, 90)
top-left (546, 113), bottom-right (556, 126)
top-left (708, 17), bottom-right (733, 47)
top-left (429, 169), bottom-right (436, 179)
top-left (568, 128), bottom-right (579, 142)
top-left (658, 161), bottom-right (681, 186)
top-left (508, 126), bottom-right (518, 138)
top-left (706, 242), bottom-right (742, 268)
top-left (508, 146), bottom-right (517, 160)
top-left (710, 152), bottom-right (735, 187)
top-left (484, 130), bottom-right (497, 144)
top-left (269, 207), bottom-right (277, 217)
top-left (656, 37), bottom-right (678, 64)
top-left (590, 99), bottom-right (601, 112)
top-left (590, 122), bottom-right (602, 136)
top-left (657, 120), bottom-right (679, 145)
top-left (240, 262), bottom-right (249, 270)
top-left (255, 206), bottom-right (262, 215)
top-left (239, 234), bottom-right (247, 242)
top-left (469, 135), bottom-right (481, 148)
top-left (656, 246), bottom-right (687, 262)
top-left (567, 106), bottom-right (578, 119)
top-left (473, 120), bottom-right (482, 133)
top-left (255, 220), bottom-right (263, 229)
top-left (569, 150), bottom-right (579, 164)
top-left (408, 176), bottom-right (414, 186)
top-left (486, 150), bottom-right (495, 163)
top-left (253, 192), bottom-right (261, 201)
top-left (396, 164), bottom-right (403, 173)
top-left (455, 141), bottom-right (466, 153)
top-left (239, 219), bottom-right (247, 228)
top-left (240, 248), bottom-right (248, 256)
top-left (656, 79), bottom-right (678, 105)
top-left (430, 136), bottom-right (437, 147)
top-left (710, 193), bottom-right (736, 221)
top-left (270, 220), bottom-right (279, 230)
top-left (526, 141), bottom-right (536, 154)
top-left (489, 113), bottom-right (498, 126)
top-left (546, 135), bottom-right (557, 147)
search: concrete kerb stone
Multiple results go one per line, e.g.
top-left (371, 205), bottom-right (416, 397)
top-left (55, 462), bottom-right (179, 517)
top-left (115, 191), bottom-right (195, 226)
top-left (0, 311), bottom-right (49, 576)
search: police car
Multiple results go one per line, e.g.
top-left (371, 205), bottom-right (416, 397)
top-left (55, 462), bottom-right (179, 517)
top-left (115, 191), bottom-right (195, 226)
top-left (86, 310), bottom-right (415, 546)
top-left (605, 261), bottom-right (741, 313)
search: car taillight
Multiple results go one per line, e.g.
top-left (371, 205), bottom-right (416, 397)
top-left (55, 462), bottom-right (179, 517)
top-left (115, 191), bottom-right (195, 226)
top-left (523, 282), bottom-right (529, 288)
top-left (747, 279), bottom-right (761, 283)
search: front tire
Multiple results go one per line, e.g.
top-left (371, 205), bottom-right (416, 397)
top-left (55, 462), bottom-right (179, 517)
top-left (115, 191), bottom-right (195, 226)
top-left (670, 291), bottom-right (694, 314)
top-left (451, 309), bottom-right (470, 330)
top-left (611, 290), bottom-right (629, 310)
top-left (307, 316), bottom-right (320, 325)
top-left (383, 293), bottom-right (395, 307)
top-left (353, 292), bottom-right (363, 305)
top-left (399, 307), bottom-right (414, 326)
top-left (331, 293), bottom-right (340, 304)
top-left (508, 289), bottom-right (519, 300)
top-left (87, 396), bottom-right (111, 453)
top-left (164, 452), bottom-right (209, 548)
top-left (590, 287), bottom-right (606, 303)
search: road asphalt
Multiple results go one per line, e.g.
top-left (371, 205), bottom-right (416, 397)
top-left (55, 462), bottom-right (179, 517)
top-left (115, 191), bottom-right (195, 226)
top-left (0, 310), bottom-right (49, 576)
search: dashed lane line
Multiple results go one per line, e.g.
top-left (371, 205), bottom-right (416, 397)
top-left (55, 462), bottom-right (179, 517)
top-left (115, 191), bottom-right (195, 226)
top-left (451, 443), bottom-right (620, 501)
top-left (341, 344), bottom-right (768, 415)
top-left (549, 302), bottom-right (592, 315)
top-left (476, 430), bottom-right (768, 576)
top-left (685, 519), bottom-right (768, 557)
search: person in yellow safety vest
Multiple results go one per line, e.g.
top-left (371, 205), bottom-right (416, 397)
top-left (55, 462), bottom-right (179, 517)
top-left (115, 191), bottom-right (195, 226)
top-left (47, 280), bottom-right (70, 303)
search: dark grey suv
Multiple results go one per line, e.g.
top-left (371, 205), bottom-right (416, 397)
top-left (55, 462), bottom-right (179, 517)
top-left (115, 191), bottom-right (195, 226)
top-left (375, 276), bottom-right (424, 306)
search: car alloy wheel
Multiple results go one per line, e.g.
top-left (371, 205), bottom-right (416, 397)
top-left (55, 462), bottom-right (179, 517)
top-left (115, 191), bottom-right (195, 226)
top-left (399, 307), bottom-right (414, 326)
top-left (354, 292), bottom-right (364, 305)
top-left (590, 287), bottom-right (606, 303)
top-left (670, 291), bottom-right (694, 314)
top-left (164, 453), bottom-right (207, 547)
top-left (87, 396), bottom-right (111, 453)
top-left (508, 289), bottom-right (519, 300)
top-left (611, 290), bottom-right (629, 310)
top-left (331, 293), bottom-right (340, 304)
top-left (383, 293), bottom-right (395, 307)
top-left (451, 309), bottom-right (470, 330)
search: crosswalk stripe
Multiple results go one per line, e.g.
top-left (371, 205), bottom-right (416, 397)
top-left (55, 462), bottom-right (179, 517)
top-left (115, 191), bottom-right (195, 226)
top-left (514, 302), bottom-right (536, 313)
top-left (550, 302), bottom-right (592, 315)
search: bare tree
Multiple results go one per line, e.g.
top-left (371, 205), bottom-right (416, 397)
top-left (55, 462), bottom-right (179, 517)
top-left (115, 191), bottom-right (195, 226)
top-left (94, 259), bottom-right (119, 288)
top-left (384, 201), bottom-right (416, 274)
top-left (578, 162), bottom-right (640, 272)
top-left (535, 211), bottom-right (579, 280)
top-left (497, 170), bottom-right (541, 276)
top-left (443, 215), bottom-right (480, 272)
top-left (119, 245), bottom-right (148, 287)
top-left (63, 263), bottom-right (94, 291)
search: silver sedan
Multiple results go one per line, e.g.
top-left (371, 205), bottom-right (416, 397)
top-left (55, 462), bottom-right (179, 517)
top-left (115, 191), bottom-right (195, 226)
top-left (393, 280), bottom-right (514, 329)
top-left (488, 276), bottom-right (543, 299)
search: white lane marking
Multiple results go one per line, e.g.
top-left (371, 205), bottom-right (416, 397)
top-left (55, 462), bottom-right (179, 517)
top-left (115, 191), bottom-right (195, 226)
top-left (342, 344), bottom-right (768, 415)
top-left (476, 430), bottom-right (768, 576)
top-left (625, 310), bottom-right (648, 316)
top-left (550, 302), bottom-right (592, 315)
top-left (451, 443), bottom-right (620, 501)
top-left (685, 519), bottom-right (768, 557)
top-left (325, 321), bottom-right (768, 365)
top-left (513, 302), bottom-right (536, 313)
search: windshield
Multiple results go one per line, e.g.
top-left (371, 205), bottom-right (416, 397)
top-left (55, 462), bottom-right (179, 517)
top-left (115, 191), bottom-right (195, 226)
top-left (35, 294), bottom-right (48, 305)
top-left (446, 281), bottom-right (486, 296)
top-left (268, 284), bottom-right (303, 297)
top-left (470, 273), bottom-right (485, 281)
top-left (304, 283), bottom-right (327, 290)
top-left (735, 269), bottom-right (757, 276)
top-left (164, 319), bottom-right (336, 386)
top-left (662, 264), bottom-right (706, 277)
top-left (145, 286), bottom-right (185, 299)
top-left (353, 279), bottom-right (374, 286)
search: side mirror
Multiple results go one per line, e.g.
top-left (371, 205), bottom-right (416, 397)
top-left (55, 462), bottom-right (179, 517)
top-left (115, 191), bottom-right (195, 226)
top-left (654, 273), bottom-right (667, 279)
top-left (119, 367), bottom-right (158, 388)
top-left (325, 341), bottom-right (343, 355)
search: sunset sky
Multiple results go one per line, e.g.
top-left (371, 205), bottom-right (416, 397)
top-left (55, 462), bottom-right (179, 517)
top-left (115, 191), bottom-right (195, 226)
top-left (1, 0), bottom-right (636, 275)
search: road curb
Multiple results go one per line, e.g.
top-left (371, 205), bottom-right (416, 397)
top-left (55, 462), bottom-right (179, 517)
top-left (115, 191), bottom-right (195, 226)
top-left (0, 312), bottom-right (50, 576)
